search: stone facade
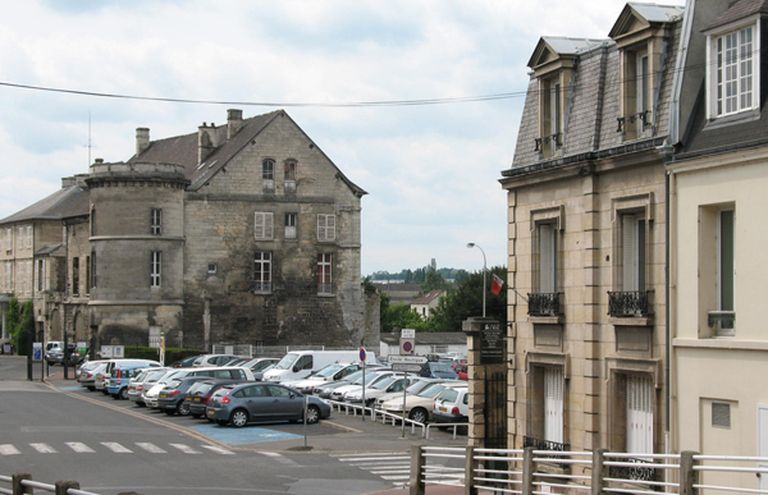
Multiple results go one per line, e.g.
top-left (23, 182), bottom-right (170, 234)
top-left (0, 109), bottom-right (378, 352)
top-left (496, 3), bottom-right (683, 455)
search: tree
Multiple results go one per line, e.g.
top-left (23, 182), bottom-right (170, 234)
top-left (427, 266), bottom-right (507, 332)
top-left (7, 298), bottom-right (33, 355)
top-left (421, 268), bottom-right (449, 293)
top-left (380, 293), bottom-right (431, 333)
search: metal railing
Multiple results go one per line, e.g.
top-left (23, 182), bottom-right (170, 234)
top-left (326, 399), bottom-right (427, 437)
top-left (607, 290), bottom-right (653, 317)
top-left (410, 447), bottom-right (768, 495)
top-left (527, 292), bottom-right (562, 317)
top-left (425, 422), bottom-right (468, 440)
top-left (523, 435), bottom-right (570, 452)
top-left (0, 473), bottom-right (102, 495)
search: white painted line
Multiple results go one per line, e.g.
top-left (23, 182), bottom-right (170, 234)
top-left (351, 463), bottom-right (410, 469)
top-left (0, 444), bottom-right (20, 456)
top-left (257, 451), bottom-right (298, 466)
top-left (380, 475), bottom-right (411, 481)
top-left (333, 451), bottom-right (407, 457)
top-left (135, 442), bottom-right (167, 454)
top-left (169, 443), bottom-right (201, 454)
top-left (29, 443), bottom-right (57, 453)
top-left (371, 469), bottom-right (412, 475)
top-left (200, 445), bottom-right (234, 455)
top-left (66, 442), bottom-right (95, 453)
top-left (101, 442), bottom-right (133, 454)
top-left (339, 456), bottom-right (410, 462)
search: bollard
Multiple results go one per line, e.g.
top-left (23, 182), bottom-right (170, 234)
top-left (55, 480), bottom-right (79, 495)
top-left (464, 446), bottom-right (477, 495)
top-left (12, 473), bottom-right (31, 495)
top-left (409, 444), bottom-right (425, 495)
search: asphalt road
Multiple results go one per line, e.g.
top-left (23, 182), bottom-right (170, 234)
top-left (0, 356), bottom-right (467, 495)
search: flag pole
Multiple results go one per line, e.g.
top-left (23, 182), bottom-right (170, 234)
top-left (467, 242), bottom-right (487, 318)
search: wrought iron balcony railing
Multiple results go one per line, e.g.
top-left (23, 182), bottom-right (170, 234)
top-left (607, 290), bottom-right (653, 317)
top-left (608, 457), bottom-right (657, 481)
top-left (523, 435), bottom-right (570, 452)
top-left (527, 292), bottom-right (563, 317)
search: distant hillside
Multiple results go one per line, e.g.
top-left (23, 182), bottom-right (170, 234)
top-left (367, 266), bottom-right (469, 284)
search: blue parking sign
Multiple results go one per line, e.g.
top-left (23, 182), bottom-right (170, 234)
top-left (32, 342), bottom-right (43, 362)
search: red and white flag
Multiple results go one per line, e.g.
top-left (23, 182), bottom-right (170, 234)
top-left (490, 273), bottom-right (504, 296)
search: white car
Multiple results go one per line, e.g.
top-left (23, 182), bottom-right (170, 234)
top-left (283, 363), bottom-right (361, 393)
top-left (143, 366), bottom-right (255, 408)
top-left (343, 374), bottom-right (414, 406)
top-left (432, 387), bottom-right (469, 424)
top-left (332, 370), bottom-right (395, 402)
top-left (381, 380), bottom-right (465, 424)
top-left (375, 378), bottom-right (440, 409)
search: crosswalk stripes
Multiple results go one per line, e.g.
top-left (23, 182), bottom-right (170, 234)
top-left (333, 452), bottom-right (412, 486)
top-left (0, 442), bottom-right (234, 456)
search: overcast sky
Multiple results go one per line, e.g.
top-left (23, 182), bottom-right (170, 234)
top-left (0, 0), bottom-right (683, 275)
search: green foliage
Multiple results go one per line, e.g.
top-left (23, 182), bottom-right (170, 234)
top-left (427, 266), bottom-right (507, 332)
top-left (7, 299), bottom-right (34, 354)
top-left (421, 268), bottom-right (449, 293)
top-left (368, 266), bottom-right (469, 284)
top-left (380, 293), bottom-right (431, 333)
top-left (124, 346), bottom-right (203, 364)
top-left (362, 276), bottom-right (378, 296)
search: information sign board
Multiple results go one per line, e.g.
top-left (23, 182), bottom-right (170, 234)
top-left (480, 321), bottom-right (504, 364)
top-left (32, 342), bottom-right (42, 362)
top-left (391, 363), bottom-right (423, 373)
top-left (389, 355), bottom-right (428, 365)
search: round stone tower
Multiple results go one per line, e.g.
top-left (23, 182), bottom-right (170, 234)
top-left (85, 161), bottom-right (188, 349)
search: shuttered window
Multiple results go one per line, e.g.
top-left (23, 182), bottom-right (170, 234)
top-left (254, 212), bottom-right (274, 240)
top-left (626, 375), bottom-right (654, 454)
top-left (544, 367), bottom-right (564, 444)
top-left (317, 214), bottom-right (336, 242)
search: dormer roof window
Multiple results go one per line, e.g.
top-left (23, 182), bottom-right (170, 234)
top-left (704, 19), bottom-right (760, 119)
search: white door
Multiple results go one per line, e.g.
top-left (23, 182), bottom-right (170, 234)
top-left (626, 375), bottom-right (654, 454)
top-left (759, 406), bottom-right (768, 490)
top-left (544, 367), bottom-right (564, 444)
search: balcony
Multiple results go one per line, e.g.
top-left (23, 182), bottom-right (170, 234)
top-left (607, 290), bottom-right (652, 318)
top-left (523, 436), bottom-right (570, 452)
top-left (527, 292), bottom-right (563, 317)
top-left (608, 457), bottom-right (656, 481)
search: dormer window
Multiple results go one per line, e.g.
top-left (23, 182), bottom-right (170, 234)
top-left (707, 23), bottom-right (758, 119)
top-left (536, 74), bottom-right (567, 158)
top-left (618, 46), bottom-right (653, 139)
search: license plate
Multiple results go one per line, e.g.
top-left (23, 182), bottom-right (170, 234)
top-left (439, 406), bottom-right (447, 412)
top-left (159, 393), bottom-right (167, 399)
top-left (193, 397), bottom-right (200, 402)
top-left (206, 409), bottom-right (215, 417)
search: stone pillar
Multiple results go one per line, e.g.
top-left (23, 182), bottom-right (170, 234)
top-left (582, 173), bottom-right (601, 450)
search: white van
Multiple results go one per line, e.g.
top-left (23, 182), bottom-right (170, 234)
top-left (263, 350), bottom-right (370, 383)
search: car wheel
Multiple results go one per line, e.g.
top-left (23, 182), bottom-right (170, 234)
top-left (230, 409), bottom-right (249, 428)
top-left (304, 405), bottom-right (321, 425)
top-left (178, 401), bottom-right (191, 416)
top-left (119, 388), bottom-right (128, 400)
top-left (409, 408), bottom-right (428, 424)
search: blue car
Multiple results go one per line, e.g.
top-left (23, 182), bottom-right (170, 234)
top-left (206, 383), bottom-right (331, 427)
top-left (106, 360), bottom-right (162, 399)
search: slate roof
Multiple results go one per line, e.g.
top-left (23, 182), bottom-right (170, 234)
top-left (703, 0), bottom-right (768, 31)
top-left (35, 244), bottom-right (63, 256)
top-left (629, 3), bottom-right (685, 23)
top-left (0, 185), bottom-right (89, 224)
top-left (411, 290), bottom-right (445, 305)
top-left (542, 37), bottom-right (604, 55)
top-left (130, 109), bottom-right (366, 196)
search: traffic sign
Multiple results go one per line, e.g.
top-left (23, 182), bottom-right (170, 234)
top-left (32, 342), bottom-right (42, 362)
top-left (389, 355), bottom-right (428, 364)
top-left (359, 346), bottom-right (367, 363)
top-left (399, 337), bottom-right (415, 355)
top-left (400, 328), bottom-right (416, 338)
top-left (392, 363), bottom-right (423, 373)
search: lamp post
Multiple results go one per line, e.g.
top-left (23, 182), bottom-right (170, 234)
top-left (467, 242), bottom-right (487, 318)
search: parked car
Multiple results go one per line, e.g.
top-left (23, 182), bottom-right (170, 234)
top-left (284, 362), bottom-right (363, 393)
top-left (343, 374), bottom-right (414, 406)
top-left (143, 366), bottom-right (255, 408)
top-left (381, 380), bottom-right (465, 424)
top-left (78, 361), bottom-right (108, 391)
top-left (192, 354), bottom-right (243, 367)
top-left (127, 367), bottom-right (170, 406)
top-left (157, 376), bottom-right (210, 416)
top-left (240, 357), bottom-right (279, 380)
top-left (263, 350), bottom-right (367, 383)
top-left (206, 383), bottom-right (331, 427)
top-left (314, 368), bottom-right (368, 398)
top-left (331, 369), bottom-right (395, 402)
top-left (105, 360), bottom-right (163, 399)
top-left (420, 361), bottom-right (459, 380)
top-left (46, 342), bottom-right (79, 366)
top-left (374, 378), bottom-right (442, 409)
top-left (432, 386), bottom-right (469, 425)
top-left (142, 369), bottom-right (183, 408)
top-left (170, 355), bottom-right (204, 368)
top-left (185, 378), bottom-right (245, 419)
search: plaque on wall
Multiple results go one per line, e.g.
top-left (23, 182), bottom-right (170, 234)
top-left (480, 321), bottom-right (505, 364)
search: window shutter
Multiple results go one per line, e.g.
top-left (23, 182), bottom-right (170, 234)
top-left (255, 213), bottom-right (264, 239)
top-left (265, 213), bottom-right (274, 240)
top-left (317, 215), bottom-right (325, 241)
top-left (544, 367), bottom-right (564, 444)
top-left (327, 215), bottom-right (336, 241)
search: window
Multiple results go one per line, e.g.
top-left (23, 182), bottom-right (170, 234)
top-left (26, 225), bottom-right (32, 249)
top-left (90, 207), bottom-right (96, 237)
top-left (535, 77), bottom-right (563, 157)
top-left (716, 209), bottom-right (735, 334)
top-left (621, 213), bottom-right (646, 292)
top-left (544, 367), bottom-right (564, 445)
top-left (90, 251), bottom-right (96, 290)
top-left (4, 228), bottom-right (11, 253)
top-left (253, 251), bottom-right (272, 293)
top-left (708, 23), bottom-right (758, 118)
top-left (317, 214), bottom-right (336, 242)
top-left (317, 253), bottom-right (333, 295)
top-left (285, 212), bottom-right (297, 239)
top-left (636, 51), bottom-right (650, 122)
top-left (4, 262), bottom-right (12, 291)
top-left (72, 257), bottom-right (80, 296)
top-left (526, 365), bottom-right (566, 450)
top-left (537, 223), bottom-right (557, 294)
top-left (85, 256), bottom-right (90, 295)
top-left (262, 159), bottom-right (275, 192)
top-left (284, 160), bottom-right (297, 193)
top-left (150, 251), bottom-right (161, 288)
top-left (207, 263), bottom-right (218, 274)
top-left (254, 212), bottom-right (274, 240)
top-left (37, 259), bottom-right (44, 292)
top-left (625, 374), bottom-right (654, 454)
top-left (712, 402), bottom-right (731, 428)
top-left (150, 208), bottom-right (162, 236)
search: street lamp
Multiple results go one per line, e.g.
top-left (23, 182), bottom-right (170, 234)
top-left (466, 242), bottom-right (487, 318)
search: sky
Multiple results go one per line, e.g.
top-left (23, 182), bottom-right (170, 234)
top-left (0, 0), bottom-right (684, 275)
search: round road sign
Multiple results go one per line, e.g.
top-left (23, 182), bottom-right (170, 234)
top-left (359, 346), bottom-right (367, 362)
top-left (402, 340), bottom-right (413, 353)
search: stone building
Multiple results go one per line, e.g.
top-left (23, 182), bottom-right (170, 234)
top-left (0, 109), bottom-right (378, 352)
top-left (494, 3), bottom-right (683, 454)
top-left (668, 0), bottom-right (768, 488)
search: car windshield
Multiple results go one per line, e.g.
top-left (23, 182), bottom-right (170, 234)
top-left (274, 354), bottom-right (299, 370)
top-left (167, 379), bottom-right (182, 389)
top-left (133, 371), bottom-right (147, 382)
top-left (251, 360), bottom-right (274, 372)
top-left (339, 370), bottom-right (364, 383)
top-left (418, 384), bottom-right (447, 398)
top-left (352, 370), bottom-right (383, 385)
top-left (406, 380), bottom-right (432, 394)
top-left (313, 364), bottom-right (344, 378)
top-left (158, 371), bottom-right (180, 384)
top-left (190, 382), bottom-right (213, 395)
top-left (430, 362), bottom-right (454, 372)
top-left (371, 376), bottom-right (397, 390)
top-left (437, 388), bottom-right (460, 402)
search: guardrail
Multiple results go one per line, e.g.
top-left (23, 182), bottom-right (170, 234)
top-left (326, 399), bottom-right (427, 437)
top-left (425, 422), bottom-right (468, 440)
top-left (409, 446), bottom-right (768, 495)
top-left (0, 473), bottom-right (104, 495)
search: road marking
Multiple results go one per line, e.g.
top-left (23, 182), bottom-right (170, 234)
top-left (0, 444), bottom-right (20, 455)
top-left (333, 451), bottom-right (414, 487)
top-left (380, 474), bottom-right (411, 481)
top-left (339, 455), bottom-right (410, 462)
top-left (135, 442), bottom-right (167, 454)
top-left (201, 445), bottom-right (235, 455)
top-left (169, 443), bottom-right (201, 454)
top-left (29, 443), bottom-right (57, 453)
top-left (101, 442), bottom-right (133, 453)
top-left (257, 451), bottom-right (298, 466)
top-left (66, 442), bottom-right (95, 453)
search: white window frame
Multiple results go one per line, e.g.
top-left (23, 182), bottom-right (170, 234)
top-left (150, 208), bottom-right (162, 236)
top-left (543, 366), bottom-right (564, 444)
top-left (317, 214), bottom-right (336, 242)
top-left (706, 19), bottom-right (760, 119)
top-left (262, 159), bottom-right (275, 192)
top-left (150, 251), bottom-right (162, 288)
top-left (317, 253), bottom-right (333, 295)
top-left (253, 251), bottom-right (272, 294)
top-left (285, 212), bottom-right (297, 240)
top-left (621, 213), bottom-right (646, 292)
top-left (626, 374), bottom-right (654, 455)
top-left (254, 212), bottom-right (274, 241)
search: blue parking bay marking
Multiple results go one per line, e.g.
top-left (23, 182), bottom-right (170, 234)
top-left (192, 424), bottom-right (302, 445)
top-left (59, 386), bottom-right (83, 392)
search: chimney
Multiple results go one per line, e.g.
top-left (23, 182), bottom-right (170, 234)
top-left (198, 123), bottom-right (215, 164)
top-left (61, 176), bottom-right (75, 188)
top-left (136, 127), bottom-right (150, 155)
top-left (227, 108), bottom-right (244, 140)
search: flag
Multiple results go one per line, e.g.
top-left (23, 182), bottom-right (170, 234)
top-left (491, 273), bottom-right (504, 296)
